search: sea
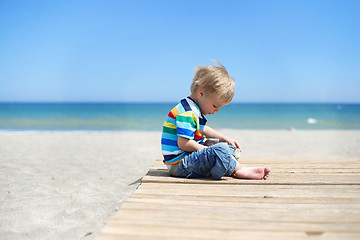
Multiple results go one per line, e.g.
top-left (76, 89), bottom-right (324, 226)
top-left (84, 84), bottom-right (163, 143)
top-left (0, 102), bottom-right (359, 132)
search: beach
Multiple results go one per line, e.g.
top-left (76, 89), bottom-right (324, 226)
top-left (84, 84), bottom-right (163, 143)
top-left (1, 130), bottom-right (360, 240)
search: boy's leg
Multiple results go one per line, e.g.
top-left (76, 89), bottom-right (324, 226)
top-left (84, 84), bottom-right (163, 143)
top-left (170, 143), bottom-right (237, 179)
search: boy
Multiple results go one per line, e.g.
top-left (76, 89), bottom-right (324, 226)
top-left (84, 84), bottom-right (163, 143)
top-left (161, 60), bottom-right (270, 180)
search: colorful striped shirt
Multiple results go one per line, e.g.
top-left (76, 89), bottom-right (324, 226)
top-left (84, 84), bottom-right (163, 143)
top-left (161, 97), bottom-right (207, 165)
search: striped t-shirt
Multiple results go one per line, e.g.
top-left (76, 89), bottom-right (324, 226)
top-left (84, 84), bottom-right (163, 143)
top-left (161, 97), bottom-right (207, 165)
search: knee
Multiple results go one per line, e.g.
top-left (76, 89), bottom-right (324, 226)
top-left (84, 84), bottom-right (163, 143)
top-left (211, 142), bottom-right (232, 155)
top-left (209, 143), bottom-right (235, 179)
top-left (212, 142), bottom-right (229, 150)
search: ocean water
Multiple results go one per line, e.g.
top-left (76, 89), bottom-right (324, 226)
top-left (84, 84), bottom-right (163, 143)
top-left (0, 103), bottom-right (359, 131)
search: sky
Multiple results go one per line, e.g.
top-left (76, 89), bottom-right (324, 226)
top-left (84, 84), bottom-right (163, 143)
top-left (0, 0), bottom-right (359, 103)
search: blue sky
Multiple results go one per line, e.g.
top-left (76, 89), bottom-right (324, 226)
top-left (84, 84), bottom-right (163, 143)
top-left (0, 0), bottom-right (359, 103)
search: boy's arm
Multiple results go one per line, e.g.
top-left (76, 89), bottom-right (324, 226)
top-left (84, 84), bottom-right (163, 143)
top-left (203, 126), bottom-right (241, 149)
top-left (178, 136), bottom-right (207, 152)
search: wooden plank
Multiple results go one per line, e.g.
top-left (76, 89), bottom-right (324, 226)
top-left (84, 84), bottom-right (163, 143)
top-left (98, 223), bottom-right (360, 240)
top-left (126, 197), bottom-right (360, 210)
top-left (98, 225), bottom-right (360, 240)
top-left (112, 209), bottom-right (360, 225)
top-left (135, 183), bottom-right (360, 198)
top-left (136, 182), bottom-right (360, 190)
top-left (142, 169), bottom-right (360, 185)
top-left (119, 202), bottom-right (360, 223)
top-left (101, 217), bottom-right (360, 233)
top-left (131, 192), bottom-right (360, 204)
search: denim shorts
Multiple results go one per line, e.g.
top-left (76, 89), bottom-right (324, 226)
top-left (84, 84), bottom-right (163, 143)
top-left (168, 142), bottom-right (237, 180)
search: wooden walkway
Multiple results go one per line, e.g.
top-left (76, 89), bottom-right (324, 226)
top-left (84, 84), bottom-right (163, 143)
top-left (96, 158), bottom-right (360, 239)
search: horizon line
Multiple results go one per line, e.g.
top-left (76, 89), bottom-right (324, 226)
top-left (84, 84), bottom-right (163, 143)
top-left (0, 101), bottom-right (359, 105)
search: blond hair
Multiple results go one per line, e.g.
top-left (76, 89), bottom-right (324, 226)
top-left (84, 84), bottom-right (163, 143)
top-left (191, 60), bottom-right (235, 104)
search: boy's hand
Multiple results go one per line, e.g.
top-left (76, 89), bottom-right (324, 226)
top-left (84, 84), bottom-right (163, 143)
top-left (225, 138), bottom-right (241, 151)
top-left (202, 126), bottom-right (241, 150)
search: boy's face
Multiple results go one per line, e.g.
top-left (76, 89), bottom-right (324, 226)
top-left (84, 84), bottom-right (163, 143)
top-left (197, 92), bottom-right (227, 115)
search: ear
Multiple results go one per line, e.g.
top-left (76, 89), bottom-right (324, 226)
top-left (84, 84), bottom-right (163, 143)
top-left (198, 88), bottom-right (205, 98)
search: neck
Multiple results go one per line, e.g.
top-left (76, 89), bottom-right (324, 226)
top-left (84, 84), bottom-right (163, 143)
top-left (189, 93), bottom-right (199, 106)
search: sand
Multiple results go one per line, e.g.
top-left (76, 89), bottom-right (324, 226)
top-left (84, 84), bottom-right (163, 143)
top-left (0, 130), bottom-right (359, 240)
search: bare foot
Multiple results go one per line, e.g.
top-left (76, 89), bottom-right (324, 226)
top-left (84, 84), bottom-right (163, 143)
top-left (233, 166), bottom-right (271, 180)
